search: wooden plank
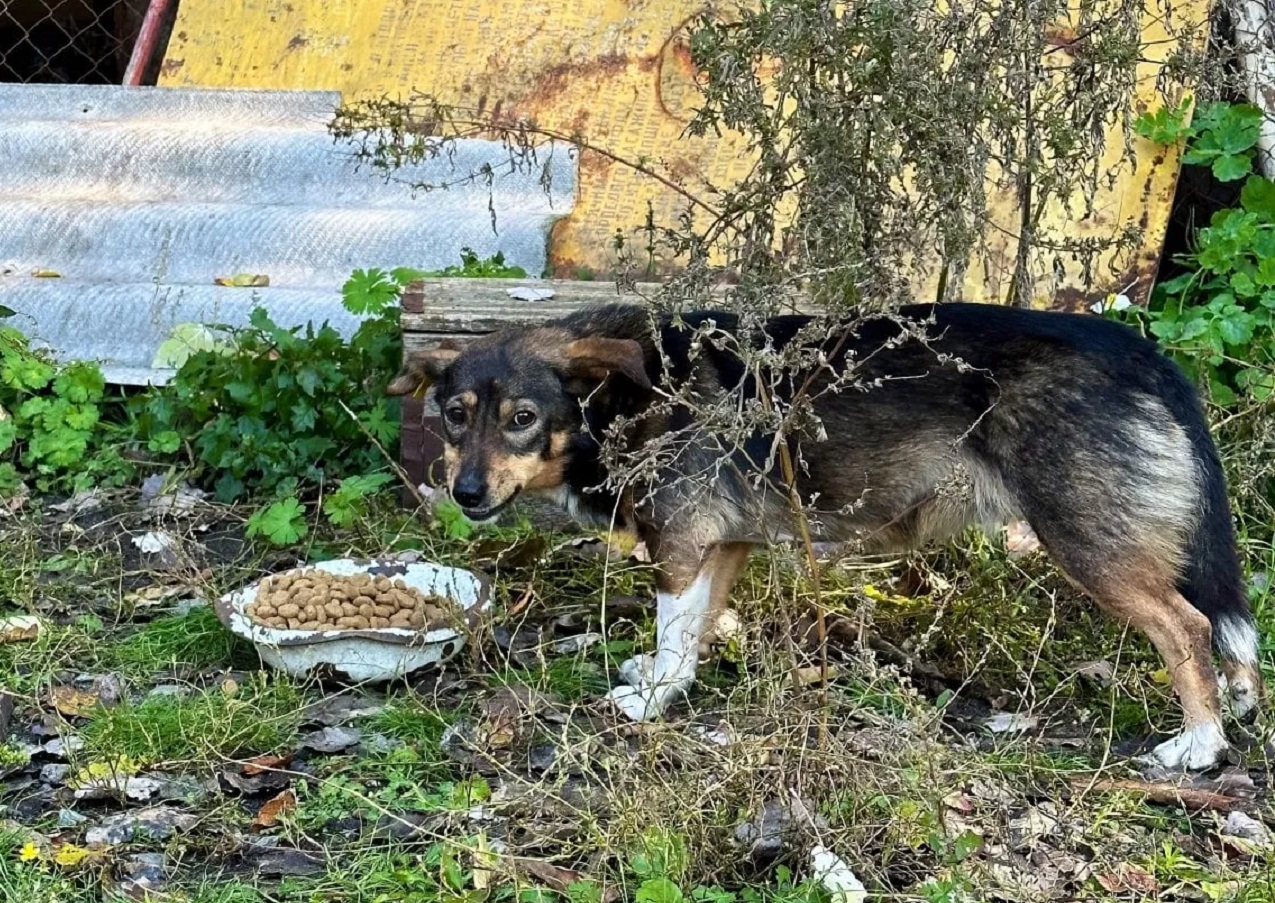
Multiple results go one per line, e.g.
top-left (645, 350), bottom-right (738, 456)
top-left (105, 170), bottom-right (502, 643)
top-left (398, 278), bottom-right (815, 339)
top-left (400, 278), bottom-right (665, 335)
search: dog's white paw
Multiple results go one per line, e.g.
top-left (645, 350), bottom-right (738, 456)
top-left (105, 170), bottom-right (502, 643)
top-left (618, 654), bottom-right (656, 688)
top-left (606, 684), bottom-right (661, 721)
top-left (1143, 721), bottom-right (1229, 771)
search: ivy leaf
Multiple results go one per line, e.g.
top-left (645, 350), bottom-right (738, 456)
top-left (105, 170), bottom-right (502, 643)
top-left (1213, 153), bottom-right (1253, 182)
top-left (290, 402), bottom-right (318, 432)
top-left (246, 497), bottom-right (308, 546)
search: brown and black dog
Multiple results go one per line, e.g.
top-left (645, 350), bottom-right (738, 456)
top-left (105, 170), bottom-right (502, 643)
top-left (388, 301), bottom-right (1263, 770)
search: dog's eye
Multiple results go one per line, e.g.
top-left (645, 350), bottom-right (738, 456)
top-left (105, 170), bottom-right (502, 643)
top-left (511, 410), bottom-right (537, 429)
top-left (444, 405), bottom-right (466, 426)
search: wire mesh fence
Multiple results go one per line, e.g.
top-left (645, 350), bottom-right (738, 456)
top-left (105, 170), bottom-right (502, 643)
top-left (0, 0), bottom-right (156, 84)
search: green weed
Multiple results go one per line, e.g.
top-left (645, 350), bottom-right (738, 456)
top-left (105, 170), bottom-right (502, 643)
top-left (106, 606), bottom-right (250, 678)
top-left (82, 674), bottom-right (303, 766)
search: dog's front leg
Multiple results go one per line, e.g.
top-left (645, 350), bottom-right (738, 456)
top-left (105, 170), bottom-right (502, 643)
top-left (607, 542), bottom-right (751, 721)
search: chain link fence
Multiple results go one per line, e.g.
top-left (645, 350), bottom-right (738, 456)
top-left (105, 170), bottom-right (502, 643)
top-left (0, 0), bottom-right (161, 84)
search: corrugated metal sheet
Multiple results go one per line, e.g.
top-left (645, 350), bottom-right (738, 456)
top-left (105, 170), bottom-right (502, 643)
top-left (159, 0), bottom-right (1210, 309)
top-left (0, 83), bottom-right (577, 384)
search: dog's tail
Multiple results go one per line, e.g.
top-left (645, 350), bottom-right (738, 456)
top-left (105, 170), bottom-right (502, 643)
top-left (1174, 395), bottom-right (1257, 670)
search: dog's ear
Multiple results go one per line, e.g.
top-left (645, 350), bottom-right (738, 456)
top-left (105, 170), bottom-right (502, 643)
top-left (386, 342), bottom-right (462, 397)
top-left (562, 338), bottom-right (651, 392)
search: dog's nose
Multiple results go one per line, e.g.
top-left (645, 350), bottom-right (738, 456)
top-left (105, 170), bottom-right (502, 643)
top-left (451, 473), bottom-right (487, 510)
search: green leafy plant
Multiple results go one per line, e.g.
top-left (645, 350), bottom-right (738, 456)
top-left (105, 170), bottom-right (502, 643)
top-left (426, 247), bottom-right (527, 279)
top-left (136, 289), bottom-right (406, 504)
top-left (1124, 101), bottom-right (1275, 405)
top-left (246, 497), bottom-right (308, 546)
top-left (322, 472), bottom-right (396, 527)
top-left (0, 325), bottom-right (129, 494)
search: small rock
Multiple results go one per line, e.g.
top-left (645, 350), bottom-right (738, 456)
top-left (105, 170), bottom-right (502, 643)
top-left (120, 851), bottom-right (167, 893)
top-left (92, 674), bottom-right (124, 708)
top-left (247, 846), bottom-right (325, 877)
top-left (57, 808), bottom-right (88, 828)
top-left (40, 763), bottom-right (70, 785)
top-left (43, 736), bottom-right (85, 757)
top-left (84, 807), bottom-right (196, 846)
top-left (74, 775), bottom-right (164, 802)
top-left (300, 726), bottom-right (362, 754)
top-left (1223, 811), bottom-right (1273, 847)
top-left (362, 733), bottom-right (403, 755)
top-left (140, 476), bottom-right (208, 517)
top-left (147, 685), bottom-right (191, 700)
top-left (1073, 660), bottom-right (1115, 684)
top-left (528, 744), bottom-right (558, 773)
top-left (302, 694), bottom-right (386, 727)
top-left (552, 633), bottom-right (602, 655)
top-left (51, 490), bottom-right (105, 516)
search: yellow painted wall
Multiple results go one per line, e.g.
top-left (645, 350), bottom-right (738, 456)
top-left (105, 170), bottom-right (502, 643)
top-left (160, 0), bottom-right (1207, 309)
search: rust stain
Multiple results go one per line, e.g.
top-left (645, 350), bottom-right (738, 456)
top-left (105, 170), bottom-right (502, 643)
top-left (287, 34), bottom-right (308, 50)
top-left (515, 53), bottom-right (633, 114)
top-left (1044, 24), bottom-right (1084, 57)
top-left (160, 58), bottom-right (185, 76)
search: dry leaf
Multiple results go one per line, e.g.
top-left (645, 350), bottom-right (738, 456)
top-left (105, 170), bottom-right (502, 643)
top-left (0, 615), bottom-right (42, 643)
top-left (31, 269), bottom-right (62, 278)
top-left (51, 686), bottom-right (101, 717)
top-left (252, 789), bottom-right (296, 829)
top-left (242, 752), bottom-right (293, 776)
top-left (795, 665), bottom-right (841, 685)
top-left (214, 273), bottom-right (270, 287)
top-left (1096, 863), bottom-right (1160, 895)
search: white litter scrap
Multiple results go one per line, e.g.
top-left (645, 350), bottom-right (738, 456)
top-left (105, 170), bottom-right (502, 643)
top-left (810, 845), bottom-right (868, 903)
top-left (506, 287), bottom-right (556, 302)
top-left (985, 712), bottom-right (1039, 734)
top-left (132, 531), bottom-right (177, 555)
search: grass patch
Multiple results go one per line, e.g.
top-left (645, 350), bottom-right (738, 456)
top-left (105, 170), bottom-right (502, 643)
top-left (0, 620), bottom-right (99, 695)
top-left (492, 654), bottom-right (612, 703)
top-left (106, 605), bottom-right (250, 677)
top-left (82, 674), bottom-right (303, 766)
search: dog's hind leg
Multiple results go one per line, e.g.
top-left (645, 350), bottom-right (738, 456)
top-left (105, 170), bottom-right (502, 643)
top-left (608, 542), bottom-right (753, 721)
top-left (1043, 551), bottom-right (1228, 769)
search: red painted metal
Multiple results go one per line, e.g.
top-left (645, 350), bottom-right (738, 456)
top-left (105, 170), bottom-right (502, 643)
top-left (123, 0), bottom-right (176, 86)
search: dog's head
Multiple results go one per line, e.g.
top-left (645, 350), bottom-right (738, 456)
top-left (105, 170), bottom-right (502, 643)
top-left (387, 328), bottom-right (651, 521)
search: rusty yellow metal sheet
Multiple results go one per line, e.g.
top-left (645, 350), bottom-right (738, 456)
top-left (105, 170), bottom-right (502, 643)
top-left (160, 0), bottom-right (1207, 309)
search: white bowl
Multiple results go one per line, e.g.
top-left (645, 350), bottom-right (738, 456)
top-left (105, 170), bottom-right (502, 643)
top-left (214, 558), bottom-right (491, 683)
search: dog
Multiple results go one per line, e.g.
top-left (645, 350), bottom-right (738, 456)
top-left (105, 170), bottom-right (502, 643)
top-left (387, 300), bottom-right (1262, 770)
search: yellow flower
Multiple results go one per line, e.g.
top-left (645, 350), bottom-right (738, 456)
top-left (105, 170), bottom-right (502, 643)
top-left (18, 841), bottom-right (40, 862)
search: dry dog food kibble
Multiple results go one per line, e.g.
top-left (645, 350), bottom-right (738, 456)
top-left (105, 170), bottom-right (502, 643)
top-left (244, 570), bottom-right (460, 631)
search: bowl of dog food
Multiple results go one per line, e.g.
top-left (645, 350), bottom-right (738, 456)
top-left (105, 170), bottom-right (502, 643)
top-left (214, 558), bottom-right (490, 683)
